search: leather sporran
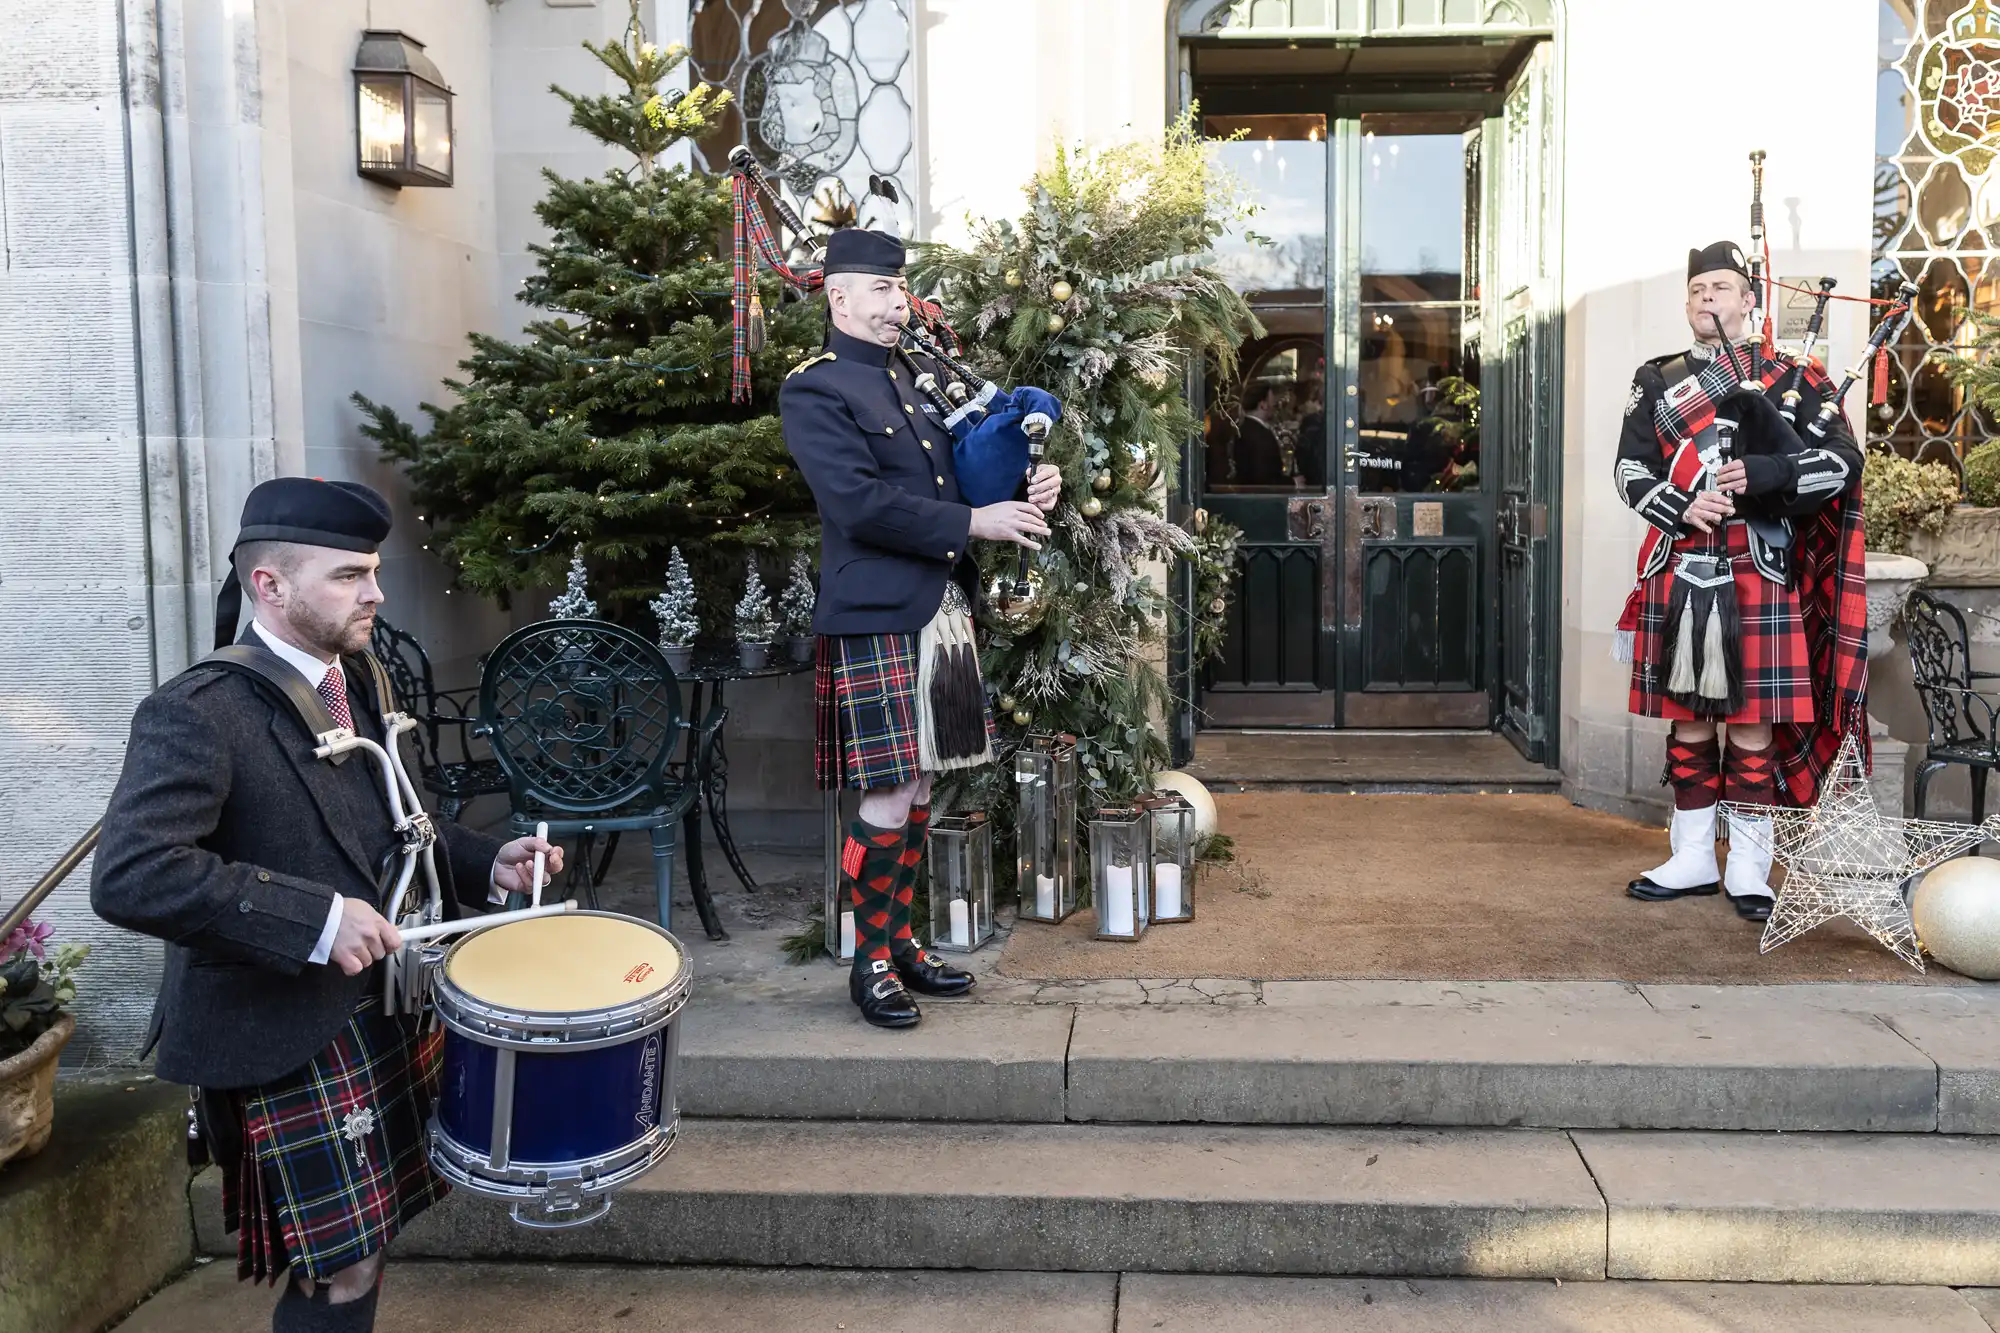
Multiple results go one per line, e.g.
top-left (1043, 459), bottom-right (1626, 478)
top-left (916, 582), bottom-right (992, 772)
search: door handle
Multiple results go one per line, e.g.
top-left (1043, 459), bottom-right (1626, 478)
top-left (1359, 499), bottom-right (1386, 539)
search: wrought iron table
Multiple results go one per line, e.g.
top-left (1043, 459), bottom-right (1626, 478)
top-left (677, 647), bottom-right (816, 911)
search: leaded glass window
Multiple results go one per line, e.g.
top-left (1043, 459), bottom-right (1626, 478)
top-left (689, 0), bottom-right (915, 237)
top-left (1874, 0), bottom-right (2000, 469)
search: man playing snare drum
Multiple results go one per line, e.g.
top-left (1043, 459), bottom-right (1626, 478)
top-left (92, 478), bottom-right (562, 1333)
top-left (783, 228), bottom-right (1062, 1028)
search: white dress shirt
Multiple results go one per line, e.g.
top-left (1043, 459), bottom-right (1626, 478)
top-left (250, 621), bottom-right (350, 966)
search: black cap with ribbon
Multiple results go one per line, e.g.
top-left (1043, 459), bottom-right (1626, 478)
top-left (821, 228), bottom-right (906, 278)
top-left (214, 477), bottom-right (393, 649)
top-left (1687, 240), bottom-right (1752, 286)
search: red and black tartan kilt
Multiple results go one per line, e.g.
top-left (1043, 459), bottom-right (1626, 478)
top-left (813, 632), bottom-right (996, 790)
top-left (222, 997), bottom-right (446, 1284)
top-left (1628, 521), bottom-right (1814, 725)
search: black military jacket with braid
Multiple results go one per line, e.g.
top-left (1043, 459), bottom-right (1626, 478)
top-left (1614, 344), bottom-right (1862, 560)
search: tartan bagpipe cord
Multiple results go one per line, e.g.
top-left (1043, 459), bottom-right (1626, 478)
top-left (730, 172), bottom-right (960, 403)
top-left (1774, 485), bottom-right (1870, 807)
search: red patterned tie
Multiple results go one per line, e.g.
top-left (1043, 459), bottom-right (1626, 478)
top-left (317, 666), bottom-right (354, 732)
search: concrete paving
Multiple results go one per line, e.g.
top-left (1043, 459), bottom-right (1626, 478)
top-left (1065, 1001), bottom-right (1937, 1130)
top-left (681, 995), bottom-right (1071, 1121)
top-left (193, 1122), bottom-right (1607, 1278)
top-left (1117, 1274), bottom-right (2000, 1331)
top-left (1883, 1014), bottom-right (2000, 1133)
top-left (1574, 1130), bottom-right (2000, 1284)
top-left (113, 1262), bottom-right (1118, 1333)
top-left (113, 1264), bottom-right (2000, 1333)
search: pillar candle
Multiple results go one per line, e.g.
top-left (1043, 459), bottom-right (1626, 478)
top-left (1155, 863), bottom-right (1183, 919)
top-left (1035, 874), bottom-right (1057, 919)
top-left (949, 898), bottom-right (972, 947)
top-left (838, 910), bottom-right (855, 958)
top-left (1103, 865), bottom-right (1136, 936)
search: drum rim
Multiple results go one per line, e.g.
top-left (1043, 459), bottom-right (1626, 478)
top-left (428, 1116), bottom-right (678, 1200)
top-left (432, 909), bottom-right (693, 1029)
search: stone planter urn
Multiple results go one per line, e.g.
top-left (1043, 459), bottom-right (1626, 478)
top-left (0, 1013), bottom-right (74, 1168)
top-left (1863, 551), bottom-right (1929, 816)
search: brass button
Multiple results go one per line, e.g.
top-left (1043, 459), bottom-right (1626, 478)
top-left (936, 475), bottom-right (945, 485)
top-left (257, 871), bottom-right (271, 883)
top-left (904, 404), bottom-right (914, 414)
top-left (238, 901), bottom-right (251, 913)
top-left (922, 441), bottom-right (932, 451)
top-left (889, 369), bottom-right (898, 380)
top-left (884, 426), bottom-right (896, 435)
top-left (946, 551), bottom-right (956, 560)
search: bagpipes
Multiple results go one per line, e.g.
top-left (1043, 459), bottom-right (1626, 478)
top-left (1656, 153), bottom-right (1918, 718)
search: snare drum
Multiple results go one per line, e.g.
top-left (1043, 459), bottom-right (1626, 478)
top-left (429, 911), bottom-right (691, 1228)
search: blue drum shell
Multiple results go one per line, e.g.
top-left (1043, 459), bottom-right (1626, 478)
top-left (437, 1025), bottom-right (672, 1164)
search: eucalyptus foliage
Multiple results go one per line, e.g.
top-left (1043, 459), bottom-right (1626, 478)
top-left (909, 112), bottom-right (1259, 818)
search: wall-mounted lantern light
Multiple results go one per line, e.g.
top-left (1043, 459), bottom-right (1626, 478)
top-left (354, 30), bottom-right (453, 188)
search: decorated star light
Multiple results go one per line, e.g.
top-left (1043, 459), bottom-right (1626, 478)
top-left (1724, 731), bottom-right (2000, 970)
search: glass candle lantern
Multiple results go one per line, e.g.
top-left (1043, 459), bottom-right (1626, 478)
top-left (926, 811), bottom-right (995, 953)
top-left (1090, 804), bottom-right (1152, 942)
top-left (1014, 732), bottom-right (1077, 923)
top-left (1147, 793), bottom-right (1196, 924)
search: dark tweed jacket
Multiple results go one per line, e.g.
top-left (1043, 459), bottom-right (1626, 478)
top-left (91, 645), bottom-right (502, 1089)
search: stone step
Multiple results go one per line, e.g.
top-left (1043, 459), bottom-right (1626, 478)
top-left (114, 1262), bottom-right (2000, 1333)
top-left (677, 991), bottom-right (1999, 1132)
top-left (190, 1122), bottom-right (2000, 1284)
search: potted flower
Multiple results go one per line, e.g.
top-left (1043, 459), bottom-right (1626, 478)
top-left (778, 552), bottom-right (817, 664)
top-left (650, 546), bottom-right (699, 676)
top-left (0, 919), bottom-right (89, 1167)
top-left (735, 563), bottom-right (777, 670)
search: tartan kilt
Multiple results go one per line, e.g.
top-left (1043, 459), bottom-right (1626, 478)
top-left (814, 632), bottom-right (996, 790)
top-left (222, 996), bottom-right (446, 1283)
top-left (1628, 521), bottom-right (1813, 724)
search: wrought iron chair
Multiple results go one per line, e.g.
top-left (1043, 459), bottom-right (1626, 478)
top-left (477, 618), bottom-right (716, 936)
top-left (1906, 588), bottom-right (2000, 826)
top-left (369, 617), bottom-right (509, 822)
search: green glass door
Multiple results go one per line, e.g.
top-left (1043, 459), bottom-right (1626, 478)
top-left (1199, 113), bottom-right (1488, 729)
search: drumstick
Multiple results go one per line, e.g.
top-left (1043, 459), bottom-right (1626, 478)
top-left (531, 821), bottom-right (549, 909)
top-left (396, 899), bottom-right (578, 944)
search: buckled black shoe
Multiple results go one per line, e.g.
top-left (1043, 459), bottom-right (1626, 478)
top-left (1627, 876), bottom-right (1721, 901)
top-left (849, 958), bottom-right (922, 1029)
top-left (892, 943), bottom-right (976, 997)
top-left (1730, 893), bottom-right (1774, 922)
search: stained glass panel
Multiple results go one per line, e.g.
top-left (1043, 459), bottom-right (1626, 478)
top-left (1873, 0), bottom-right (2000, 469)
top-left (689, 0), bottom-right (916, 237)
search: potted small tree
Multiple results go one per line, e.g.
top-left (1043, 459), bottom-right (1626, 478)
top-left (0, 919), bottom-right (89, 1167)
top-left (735, 562), bottom-right (777, 670)
top-left (778, 553), bottom-right (817, 664)
top-left (650, 547), bottom-right (699, 676)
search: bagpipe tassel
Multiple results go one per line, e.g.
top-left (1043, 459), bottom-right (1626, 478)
top-left (1667, 583), bottom-right (1698, 696)
top-left (747, 290), bottom-right (767, 355)
top-left (1872, 345), bottom-right (1890, 405)
top-left (1698, 594), bottom-right (1729, 701)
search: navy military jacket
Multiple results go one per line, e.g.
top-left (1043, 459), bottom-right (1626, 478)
top-left (781, 326), bottom-right (977, 635)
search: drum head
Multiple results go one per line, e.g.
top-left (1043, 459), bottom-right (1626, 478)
top-left (445, 913), bottom-right (684, 1014)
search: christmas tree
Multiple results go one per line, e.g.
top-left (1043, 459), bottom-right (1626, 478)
top-left (549, 543), bottom-right (599, 619)
top-left (910, 113), bottom-right (1256, 816)
top-left (735, 563), bottom-right (776, 644)
top-left (354, 2), bottom-right (820, 622)
top-left (778, 552), bottom-right (816, 639)
top-left (649, 546), bottom-right (699, 647)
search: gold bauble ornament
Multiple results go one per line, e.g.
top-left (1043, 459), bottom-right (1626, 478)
top-left (998, 693), bottom-right (1018, 712)
top-left (1050, 279), bottom-right (1074, 303)
top-left (1080, 496), bottom-right (1103, 518)
top-left (1193, 506), bottom-right (1210, 535)
top-left (1004, 269), bottom-right (1023, 289)
top-left (1046, 313), bottom-right (1066, 335)
top-left (983, 569), bottom-right (1049, 634)
top-left (1012, 708), bottom-right (1033, 726)
top-left (1092, 470), bottom-right (1113, 493)
top-left (1209, 597), bottom-right (1227, 614)
top-left (1126, 453), bottom-right (1159, 490)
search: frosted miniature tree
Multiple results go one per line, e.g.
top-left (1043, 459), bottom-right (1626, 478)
top-left (777, 553), bottom-right (817, 638)
top-left (735, 564), bottom-right (776, 643)
top-left (549, 544), bottom-right (598, 619)
top-left (649, 547), bottom-right (700, 647)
